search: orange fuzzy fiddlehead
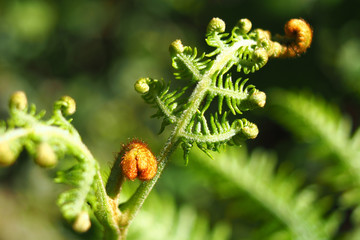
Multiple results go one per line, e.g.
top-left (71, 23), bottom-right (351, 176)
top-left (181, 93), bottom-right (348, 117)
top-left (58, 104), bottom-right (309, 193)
top-left (120, 140), bottom-right (157, 181)
top-left (267, 18), bottom-right (313, 58)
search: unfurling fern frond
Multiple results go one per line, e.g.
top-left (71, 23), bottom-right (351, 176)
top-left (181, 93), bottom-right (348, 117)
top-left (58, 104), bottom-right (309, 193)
top-left (135, 17), bottom-right (301, 162)
top-left (0, 92), bottom-right (98, 232)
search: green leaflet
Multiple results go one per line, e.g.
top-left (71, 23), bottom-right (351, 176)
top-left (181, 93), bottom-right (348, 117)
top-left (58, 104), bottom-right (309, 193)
top-left (136, 18), bottom-right (269, 162)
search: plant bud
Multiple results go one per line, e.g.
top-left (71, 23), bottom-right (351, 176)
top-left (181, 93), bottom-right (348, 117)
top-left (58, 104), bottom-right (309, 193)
top-left (207, 17), bottom-right (226, 35)
top-left (169, 39), bottom-right (184, 56)
top-left (0, 142), bottom-right (16, 167)
top-left (241, 122), bottom-right (259, 139)
top-left (254, 48), bottom-right (269, 66)
top-left (35, 142), bottom-right (57, 168)
top-left (72, 211), bottom-right (91, 233)
top-left (59, 96), bottom-right (76, 116)
top-left (249, 91), bottom-right (266, 108)
top-left (120, 140), bottom-right (157, 181)
top-left (236, 18), bottom-right (252, 34)
top-left (9, 91), bottom-right (28, 111)
top-left (134, 78), bottom-right (151, 94)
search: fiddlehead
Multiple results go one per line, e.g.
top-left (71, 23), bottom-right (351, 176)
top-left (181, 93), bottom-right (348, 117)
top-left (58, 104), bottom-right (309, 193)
top-left (136, 17), bottom-right (311, 162)
top-left (0, 92), bottom-right (99, 233)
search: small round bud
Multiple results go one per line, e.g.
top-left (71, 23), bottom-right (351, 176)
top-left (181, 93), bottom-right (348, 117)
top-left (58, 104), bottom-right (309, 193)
top-left (120, 140), bottom-right (157, 181)
top-left (169, 39), bottom-right (184, 55)
top-left (237, 18), bottom-right (252, 34)
top-left (134, 78), bottom-right (150, 94)
top-left (72, 211), bottom-right (91, 233)
top-left (9, 91), bottom-right (28, 111)
top-left (241, 122), bottom-right (259, 139)
top-left (34, 142), bottom-right (57, 168)
top-left (249, 91), bottom-right (266, 108)
top-left (0, 142), bottom-right (17, 167)
top-left (207, 17), bottom-right (226, 35)
top-left (253, 48), bottom-right (269, 66)
top-left (59, 96), bottom-right (76, 115)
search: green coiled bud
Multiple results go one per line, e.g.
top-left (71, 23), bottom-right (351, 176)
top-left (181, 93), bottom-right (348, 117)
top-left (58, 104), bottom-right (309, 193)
top-left (134, 78), bottom-right (151, 94)
top-left (253, 48), bottom-right (269, 67)
top-left (236, 18), bottom-right (252, 34)
top-left (9, 91), bottom-right (28, 111)
top-left (241, 122), bottom-right (259, 139)
top-left (249, 91), bottom-right (266, 108)
top-left (169, 39), bottom-right (184, 56)
top-left (206, 17), bottom-right (226, 35)
top-left (59, 96), bottom-right (76, 116)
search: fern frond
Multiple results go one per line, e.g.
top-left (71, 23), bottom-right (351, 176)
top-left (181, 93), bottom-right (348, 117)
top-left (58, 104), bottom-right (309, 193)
top-left (0, 93), bottom-right (98, 225)
top-left (136, 18), bottom-right (273, 162)
top-left (195, 147), bottom-right (340, 240)
top-left (269, 90), bottom-right (360, 185)
top-left (128, 193), bottom-right (231, 240)
top-left (55, 158), bottom-right (97, 220)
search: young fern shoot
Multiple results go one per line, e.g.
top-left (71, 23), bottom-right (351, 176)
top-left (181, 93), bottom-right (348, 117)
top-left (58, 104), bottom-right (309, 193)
top-left (0, 17), bottom-right (312, 240)
top-left (123, 16), bottom-right (312, 235)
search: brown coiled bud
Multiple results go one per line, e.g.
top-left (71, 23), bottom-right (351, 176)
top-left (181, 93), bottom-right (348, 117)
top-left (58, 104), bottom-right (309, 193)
top-left (120, 140), bottom-right (157, 181)
top-left (271, 18), bottom-right (313, 58)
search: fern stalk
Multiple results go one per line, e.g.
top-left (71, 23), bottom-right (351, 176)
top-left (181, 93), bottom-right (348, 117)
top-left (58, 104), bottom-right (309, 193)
top-left (118, 21), bottom-right (260, 231)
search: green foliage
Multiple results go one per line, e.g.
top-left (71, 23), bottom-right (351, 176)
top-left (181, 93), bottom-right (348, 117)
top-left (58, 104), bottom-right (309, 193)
top-left (270, 90), bottom-right (360, 185)
top-left (137, 18), bottom-right (268, 163)
top-left (0, 93), bottom-right (98, 226)
top-left (0, 10), bottom-right (332, 240)
top-left (196, 147), bottom-right (340, 240)
top-left (128, 192), bottom-right (231, 240)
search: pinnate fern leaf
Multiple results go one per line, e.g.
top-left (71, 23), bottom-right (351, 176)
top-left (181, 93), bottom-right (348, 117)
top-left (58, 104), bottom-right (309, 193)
top-left (136, 18), bottom-right (270, 162)
top-left (269, 90), bottom-right (360, 185)
top-left (195, 147), bottom-right (340, 240)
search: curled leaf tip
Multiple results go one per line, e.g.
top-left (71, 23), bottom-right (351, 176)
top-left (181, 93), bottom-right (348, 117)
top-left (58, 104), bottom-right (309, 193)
top-left (54, 96), bottom-right (76, 116)
top-left (135, 78), bottom-right (151, 94)
top-left (237, 18), bottom-right (252, 34)
top-left (9, 91), bottom-right (28, 111)
top-left (207, 17), bottom-right (226, 35)
top-left (250, 91), bottom-right (266, 108)
top-left (271, 18), bottom-right (313, 58)
top-left (60, 96), bottom-right (76, 115)
top-left (169, 39), bottom-right (184, 56)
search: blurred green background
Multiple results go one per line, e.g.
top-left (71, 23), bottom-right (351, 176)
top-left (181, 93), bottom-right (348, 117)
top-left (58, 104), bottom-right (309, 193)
top-left (1, 0), bottom-right (360, 239)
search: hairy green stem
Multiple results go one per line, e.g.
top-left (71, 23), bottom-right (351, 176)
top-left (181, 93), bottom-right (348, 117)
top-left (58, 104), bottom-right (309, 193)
top-left (0, 120), bottom-right (120, 239)
top-left (118, 135), bottom-right (180, 226)
top-left (117, 37), bottom-right (256, 238)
